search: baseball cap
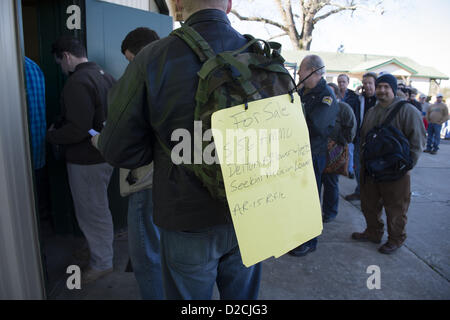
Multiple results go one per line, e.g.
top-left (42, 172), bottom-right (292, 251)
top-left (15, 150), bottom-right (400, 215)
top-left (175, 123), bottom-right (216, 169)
top-left (436, 93), bottom-right (444, 98)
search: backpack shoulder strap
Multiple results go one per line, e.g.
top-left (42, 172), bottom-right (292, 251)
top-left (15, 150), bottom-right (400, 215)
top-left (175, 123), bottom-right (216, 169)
top-left (382, 100), bottom-right (409, 126)
top-left (170, 23), bottom-right (215, 62)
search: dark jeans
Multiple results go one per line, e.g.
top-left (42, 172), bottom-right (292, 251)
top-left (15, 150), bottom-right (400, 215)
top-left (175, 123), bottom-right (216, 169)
top-left (127, 188), bottom-right (163, 300)
top-left (160, 223), bottom-right (261, 300)
top-left (321, 173), bottom-right (339, 219)
top-left (34, 166), bottom-right (51, 219)
top-left (354, 136), bottom-right (361, 195)
top-left (426, 123), bottom-right (442, 151)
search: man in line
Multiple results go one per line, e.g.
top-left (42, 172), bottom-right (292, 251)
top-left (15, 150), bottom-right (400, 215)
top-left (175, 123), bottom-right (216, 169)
top-left (323, 83), bottom-right (356, 223)
top-left (97, 0), bottom-right (261, 299)
top-left (419, 94), bottom-right (430, 115)
top-left (289, 55), bottom-right (339, 256)
top-left (337, 74), bottom-right (359, 179)
top-left (408, 87), bottom-right (423, 113)
top-left (92, 27), bottom-right (162, 299)
top-left (424, 93), bottom-right (449, 154)
top-left (47, 36), bottom-right (116, 283)
top-left (419, 94), bottom-right (430, 130)
top-left (352, 74), bottom-right (426, 254)
top-left (24, 57), bottom-right (50, 221)
top-left (344, 72), bottom-right (377, 201)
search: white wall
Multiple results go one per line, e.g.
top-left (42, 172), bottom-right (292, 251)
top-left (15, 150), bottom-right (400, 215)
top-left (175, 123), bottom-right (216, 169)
top-left (373, 63), bottom-right (412, 77)
top-left (327, 73), bottom-right (362, 91)
top-left (410, 77), bottom-right (431, 96)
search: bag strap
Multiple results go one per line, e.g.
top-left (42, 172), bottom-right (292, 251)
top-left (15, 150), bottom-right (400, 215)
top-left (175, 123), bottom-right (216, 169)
top-left (382, 100), bottom-right (409, 126)
top-left (171, 23), bottom-right (216, 62)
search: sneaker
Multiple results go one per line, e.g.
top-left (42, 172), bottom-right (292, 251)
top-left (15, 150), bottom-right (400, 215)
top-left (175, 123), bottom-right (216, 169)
top-left (430, 150), bottom-right (438, 155)
top-left (344, 193), bottom-right (360, 201)
top-left (348, 172), bottom-right (355, 179)
top-left (351, 232), bottom-right (381, 244)
top-left (423, 149), bottom-right (431, 153)
top-left (288, 244), bottom-right (316, 257)
top-left (82, 267), bottom-right (113, 284)
top-left (378, 242), bottom-right (401, 254)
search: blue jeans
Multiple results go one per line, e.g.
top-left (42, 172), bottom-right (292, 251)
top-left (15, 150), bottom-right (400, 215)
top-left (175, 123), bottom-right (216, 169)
top-left (321, 173), bottom-right (339, 219)
top-left (427, 123), bottom-right (442, 151)
top-left (347, 143), bottom-right (355, 174)
top-left (301, 154), bottom-right (327, 249)
top-left (353, 137), bottom-right (361, 195)
top-left (127, 188), bottom-right (164, 300)
top-left (160, 223), bottom-right (261, 300)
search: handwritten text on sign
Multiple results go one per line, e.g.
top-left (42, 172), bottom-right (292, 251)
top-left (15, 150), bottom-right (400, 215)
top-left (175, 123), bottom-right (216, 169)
top-left (212, 94), bottom-right (323, 267)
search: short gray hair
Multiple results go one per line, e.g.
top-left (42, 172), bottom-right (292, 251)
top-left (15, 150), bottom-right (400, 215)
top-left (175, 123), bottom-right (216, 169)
top-left (303, 55), bottom-right (326, 75)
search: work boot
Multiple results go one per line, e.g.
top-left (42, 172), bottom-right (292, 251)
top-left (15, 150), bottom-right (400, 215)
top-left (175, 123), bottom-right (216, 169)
top-left (351, 231), bottom-right (381, 244)
top-left (378, 242), bottom-right (401, 254)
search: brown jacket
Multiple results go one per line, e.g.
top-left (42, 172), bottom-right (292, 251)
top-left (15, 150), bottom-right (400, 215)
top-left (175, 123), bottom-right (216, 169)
top-left (360, 98), bottom-right (426, 168)
top-left (426, 102), bottom-right (449, 125)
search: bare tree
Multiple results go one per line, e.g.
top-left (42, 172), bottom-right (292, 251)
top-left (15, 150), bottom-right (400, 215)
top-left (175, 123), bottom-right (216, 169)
top-left (231, 0), bottom-right (384, 50)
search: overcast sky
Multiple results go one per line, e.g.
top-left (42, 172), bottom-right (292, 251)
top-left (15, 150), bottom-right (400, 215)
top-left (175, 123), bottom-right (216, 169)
top-left (229, 0), bottom-right (450, 87)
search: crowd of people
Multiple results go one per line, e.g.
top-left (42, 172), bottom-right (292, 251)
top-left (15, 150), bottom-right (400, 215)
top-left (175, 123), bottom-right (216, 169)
top-left (24, 0), bottom-right (449, 300)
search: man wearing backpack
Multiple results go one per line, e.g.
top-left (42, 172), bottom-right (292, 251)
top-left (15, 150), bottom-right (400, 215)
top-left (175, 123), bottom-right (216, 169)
top-left (96, 0), bottom-right (269, 299)
top-left (351, 74), bottom-right (426, 254)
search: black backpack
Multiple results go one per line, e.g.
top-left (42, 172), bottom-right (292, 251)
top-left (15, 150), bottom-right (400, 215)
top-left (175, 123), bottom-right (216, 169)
top-left (362, 101), bottom-right (413, 182)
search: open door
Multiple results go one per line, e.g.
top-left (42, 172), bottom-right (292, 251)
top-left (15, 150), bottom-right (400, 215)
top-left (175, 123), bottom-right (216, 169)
top-left (20, 0), bottom-right (172, 297)
top-left (85, 0), bottom-right (172, 79)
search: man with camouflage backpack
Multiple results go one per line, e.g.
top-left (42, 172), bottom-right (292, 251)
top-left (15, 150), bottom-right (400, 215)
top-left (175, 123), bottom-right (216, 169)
top-left (98, 0), bottom-right (295, 299)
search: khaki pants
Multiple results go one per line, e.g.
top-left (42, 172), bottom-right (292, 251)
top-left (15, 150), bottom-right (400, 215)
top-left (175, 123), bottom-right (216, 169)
top-left (67, 162), bottom-right (114, 270)
top-left (360, 172), bottom-right (411, 246)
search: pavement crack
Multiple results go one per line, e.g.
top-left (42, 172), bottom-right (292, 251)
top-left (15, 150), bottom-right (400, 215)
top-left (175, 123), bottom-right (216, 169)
top-left (403, 244), bottom-right (450, 283)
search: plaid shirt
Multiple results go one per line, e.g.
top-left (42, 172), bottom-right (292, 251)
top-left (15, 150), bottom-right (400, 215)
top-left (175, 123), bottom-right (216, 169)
top-left (25, 57), bottom-right (46, 170)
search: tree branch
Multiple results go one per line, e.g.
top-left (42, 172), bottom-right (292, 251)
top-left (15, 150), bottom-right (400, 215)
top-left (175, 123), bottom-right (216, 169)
top-left (230, 9), bottom-right (288, 32)
top-left (267, 32), bottom-right (289, 41)
top-left (313, 6), bottom-right (357, 24)
top-left (313, 0), bottom-right (383, 24)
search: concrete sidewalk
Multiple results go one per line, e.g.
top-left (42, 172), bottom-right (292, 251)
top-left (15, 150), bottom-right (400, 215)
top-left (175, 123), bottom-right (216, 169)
top-left (51, 140), bottom-right (450, 300)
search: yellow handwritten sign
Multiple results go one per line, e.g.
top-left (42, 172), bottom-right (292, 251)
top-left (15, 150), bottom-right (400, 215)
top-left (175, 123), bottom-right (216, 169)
top-left (211, 94), bottom-right (322, 267)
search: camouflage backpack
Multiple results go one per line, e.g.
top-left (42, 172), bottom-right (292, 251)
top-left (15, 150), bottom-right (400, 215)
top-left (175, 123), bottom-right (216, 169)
top-left (160, 24), bottom-right (296, 204)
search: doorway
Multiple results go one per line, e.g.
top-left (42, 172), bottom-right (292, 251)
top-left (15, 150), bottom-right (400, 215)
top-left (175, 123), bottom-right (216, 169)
top-left (20, 0), bottom-right (172, 298)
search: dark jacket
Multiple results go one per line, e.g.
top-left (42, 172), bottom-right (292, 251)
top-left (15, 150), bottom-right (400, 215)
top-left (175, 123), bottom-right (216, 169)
top-left (409, 99), bottom-right (423, 112)
top-left (47, 62), bottom-right (115, 164)
top-left (98, 9), bottom-right (253, 231)
top-left (299, 78), bottom-right (339, 156)
top-left (330, 101), bottom-right (356, 145)
top-left (354, 94), bottom-right (377, 142)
